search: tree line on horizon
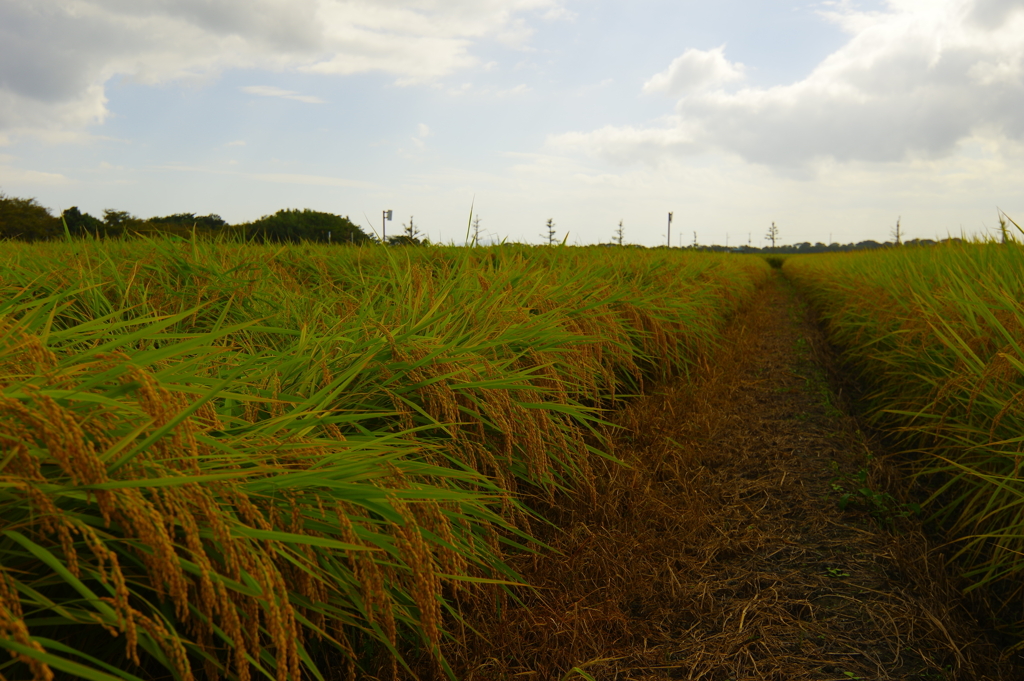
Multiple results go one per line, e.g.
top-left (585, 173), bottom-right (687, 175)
top-left (683, 238), bottom-right (941, 254)
top-left (0, 192), bottom-right (372, 244)
top-left (0, 190), bottom-right (980, 250)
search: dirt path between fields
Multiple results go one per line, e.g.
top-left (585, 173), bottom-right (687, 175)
top-left (427, 272), bottom-right (1022, 681)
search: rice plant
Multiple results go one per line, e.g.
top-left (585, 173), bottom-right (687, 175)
top-left (0, 238), bottom-right (770, 679)
top-left (785, 240), bottom-right (1024, 630)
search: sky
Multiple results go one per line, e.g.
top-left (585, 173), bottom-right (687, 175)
top-left (1, 0), bottom-right (1023, 247)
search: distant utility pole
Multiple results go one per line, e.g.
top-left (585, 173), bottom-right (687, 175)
top-left (382, 209), bottom-right (392, 242)
top-left (542, 218), bottom-right (556, 246)
top-left (667, 212), bottom-right (673, 248)
top-left (766, 221), bottom-right (779, 249)
top-left (614, 219), bottom-right (625, 246)
top-left (693, 230), bottom-right (698, 248)
top-left (892, 216), bottom-right (902, 245)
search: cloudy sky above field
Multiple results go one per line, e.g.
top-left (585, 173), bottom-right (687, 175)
top-left (1, 0), bottom-right (1023, 246)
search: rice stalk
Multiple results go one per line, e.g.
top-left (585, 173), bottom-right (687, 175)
top-left (785, 240), bottom-right (1024, 636)
top-left (0, 237), bottom-right (770, 677)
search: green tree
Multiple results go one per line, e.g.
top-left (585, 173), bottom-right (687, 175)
top-left (102, 209), bottom-right (145, 233)
top-left (0, 192), bottom-right (61, 241)
top-left (765, 221), bottom-right (779, 249)
top-left (149, 213), bottom-right (228, 230)
top-left (62, 206), bottom-right (109, 237)
top-left (613, 220), bottom-right (624, 246)
top-left (891, 216), bottom-right (902, 246)
top-left (387, 215), bottom-right (427, 245)
top-left (541, 218), bottom-right (556, 246)
top-left (471, 214), bottom-right (482, 245)
top-left (243, 209), bottom-right (370, 243)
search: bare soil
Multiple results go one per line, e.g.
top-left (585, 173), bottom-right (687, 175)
top-left (423, 272), bottom-right (1023, 680)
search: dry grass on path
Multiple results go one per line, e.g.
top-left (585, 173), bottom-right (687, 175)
top-left (421, 272), bottom-right (1023, 681)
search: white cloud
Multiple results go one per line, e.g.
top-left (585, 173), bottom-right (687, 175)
top-left (240, 85), bottom-right (324, 103)
top-left (555, 0), bottom-right (1024, 168)
top-left (251, 172), bottom-right (376, 189)
top-left (444, 81), bottom-right (531, 98)
top-left (643, 46), bottom-right (745, 96)
top-left (0, 0), bottom-right (568, 139)
top-left (411, 123), bottom-right (431, 149)
top-left (496, 83), bottom-right (532, 97)
top-left (549, 119), bottom-right (702, 165)
top-left (463, 132), bottom-right (1024, 246)
top-left (542, 6), bottom-right (578, 22)
top-left (0, 165), bottom-right (70, 185)
top-left (156, 163), bottom-right (377, 188)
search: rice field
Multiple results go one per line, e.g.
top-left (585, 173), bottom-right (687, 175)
top-left (0, 238), bottom-right (771, 680)
top-left (785, 241), bottom-right (1024, 629)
